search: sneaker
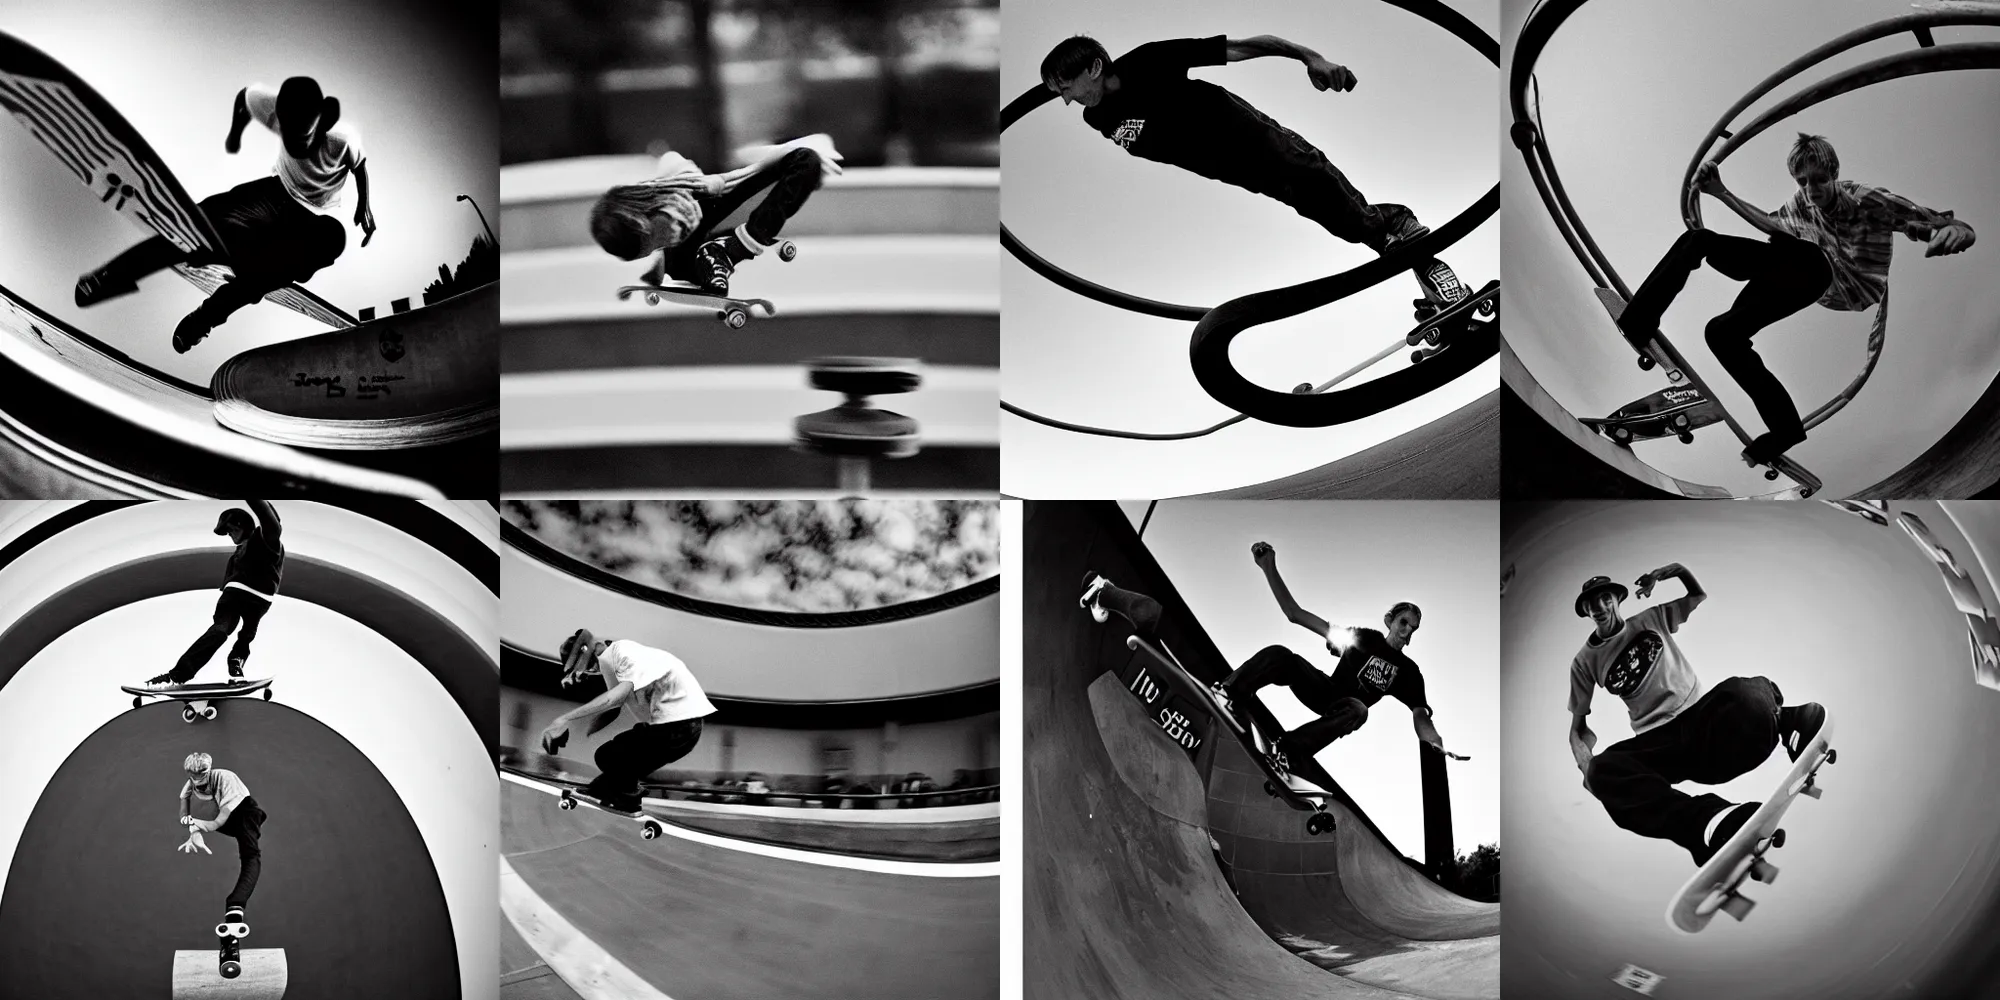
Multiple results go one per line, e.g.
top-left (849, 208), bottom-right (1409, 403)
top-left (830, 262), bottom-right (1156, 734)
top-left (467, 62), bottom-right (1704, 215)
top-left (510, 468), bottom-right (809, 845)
top-left (227, 657), bottom-right (247, 681)
top-left (689, 237), bottom-right (738, 296)
top-left (1693, 801), bottom-right (1759, 866)
top-left (172, 309), bottom-right (215, 354)
top-left (75, 268), bottom-right (138, 308)
top-left (1382, 218), bottom-right (1431, 252)
top-left (142, 672), bottom-right (184, 690)
top-left (1777, 702), bottom-right (1827, 762)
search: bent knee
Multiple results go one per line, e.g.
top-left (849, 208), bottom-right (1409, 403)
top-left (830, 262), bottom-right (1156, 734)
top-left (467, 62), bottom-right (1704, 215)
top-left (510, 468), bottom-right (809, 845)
top-left (1333, 697), bottom-right (1368, 730)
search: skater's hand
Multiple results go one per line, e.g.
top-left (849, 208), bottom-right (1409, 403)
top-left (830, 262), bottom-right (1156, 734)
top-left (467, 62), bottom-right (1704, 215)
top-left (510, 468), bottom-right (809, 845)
top-left (1305, 58), bottom-right (1356, 93)
top-left (225, 133), bottom-right (241, 155)
top-left (1634, 572), bottom-right (1658, 599)
top-left (1693, 161), bottom-right (1725, 196)
top-left (355, 205), bottom-right (377, 248)
top-left (539, 725), bottom-right (570, 755)
top-left (1250, 541), bottom-right (1278, 571)
top-left (178, 831), bottom-right (211, 855)
top-left (1927, 220), bottom-right (1975, 257)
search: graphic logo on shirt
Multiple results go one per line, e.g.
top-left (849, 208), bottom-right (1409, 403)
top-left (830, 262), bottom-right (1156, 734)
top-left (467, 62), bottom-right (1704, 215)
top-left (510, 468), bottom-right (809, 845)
top-left (1358, 655), bottom-right (1399, 694)
top-left (1605, 630), bottom-right (1664, 697)
top-left (1111, 119), bottom-right (1145, 149)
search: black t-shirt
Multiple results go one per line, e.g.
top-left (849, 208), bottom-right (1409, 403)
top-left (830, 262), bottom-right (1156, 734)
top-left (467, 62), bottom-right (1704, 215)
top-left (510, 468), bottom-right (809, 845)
top-left (1327, 627), bottom-right (1429, 713)
top-left (223, 519), bottom-right (284, 595)
top-left (1081, 36), bottom-right (1287, 188)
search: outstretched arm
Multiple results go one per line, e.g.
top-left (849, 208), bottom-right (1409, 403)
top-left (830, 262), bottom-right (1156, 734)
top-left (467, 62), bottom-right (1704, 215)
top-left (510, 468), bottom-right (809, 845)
top-left (1569, 711), bottom-right (1596, 777)
top-left (1693, 163), bottom-right (1789, 239)
top-left (1412, 708), bottom-right (1444, 752)
top-left (1250, 542), bottom-right (1331, 638)
top-left (225, 88), bottom-right (251, 154)
top-left (352, 161), bottom-right (376, 247)
top-left (246, 500), bottom-right (280, 544)
top-left (1224, 35), bottom-right (1356, 93)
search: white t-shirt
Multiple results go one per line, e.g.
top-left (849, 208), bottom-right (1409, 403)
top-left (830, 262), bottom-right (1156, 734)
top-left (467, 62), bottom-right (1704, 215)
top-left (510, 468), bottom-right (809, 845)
top-left (183, 768), bottom-right (252, 818)
top-left (597, 639), bottom-right (717, 725)
top-left (245, 83), bottom-right (366, 212)
top-left (1570, 598), bottom-right (1702, 734)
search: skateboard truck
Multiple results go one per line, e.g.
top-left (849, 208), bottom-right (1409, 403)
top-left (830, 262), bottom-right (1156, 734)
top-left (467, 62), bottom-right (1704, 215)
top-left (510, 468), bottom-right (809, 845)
top-left (793, 356), bottom-right (922, 497)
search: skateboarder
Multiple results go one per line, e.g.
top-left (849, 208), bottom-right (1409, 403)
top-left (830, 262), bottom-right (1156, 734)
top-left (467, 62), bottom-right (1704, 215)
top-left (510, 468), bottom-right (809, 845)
top-left (1215, 540), bottom-right (1447, 795)
top-left (174, 752), bottom-right (267, 940)
top-left (146, 501), bottom-right (283, 688)
top-left (588, 134), bottom-right (844, 298)
top-left (75, 76), bottom-right (374, 352)
top-left (1616, 133), bottom-right (1976, 464)
top-left (1039, 34), bottom-right (1463, 302)
top-left (1569, 567), bottom-right (1828, 865)
top-left (537, 628), bottom-right (717, 813)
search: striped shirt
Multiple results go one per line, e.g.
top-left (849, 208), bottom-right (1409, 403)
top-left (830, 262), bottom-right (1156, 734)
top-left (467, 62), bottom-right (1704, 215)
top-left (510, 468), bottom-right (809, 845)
top-left (1773, 180), bottom-right (1964, 312)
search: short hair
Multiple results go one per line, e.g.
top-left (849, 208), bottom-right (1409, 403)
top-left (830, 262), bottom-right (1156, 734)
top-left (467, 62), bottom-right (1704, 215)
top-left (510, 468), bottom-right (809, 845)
top-left (215, 509), bottom-right (253, 536)
top-left (1786, 133), bottom-right (1839, 181)
top-left (589, 182), bottom-right (700, 260)
top-left (1042, 36), bottom-right (1110, 86)
top-left (1384, 601), bottom-right (1422, 625)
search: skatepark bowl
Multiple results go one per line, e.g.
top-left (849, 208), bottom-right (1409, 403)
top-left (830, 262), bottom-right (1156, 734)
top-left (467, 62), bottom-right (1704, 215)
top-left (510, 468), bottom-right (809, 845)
top-left (1501, 501), bottom-right (2000, 999)
top-left (1025, 501), bottom-right (1499, 1000)
top-left (499, 160), bottom-right (998, 495)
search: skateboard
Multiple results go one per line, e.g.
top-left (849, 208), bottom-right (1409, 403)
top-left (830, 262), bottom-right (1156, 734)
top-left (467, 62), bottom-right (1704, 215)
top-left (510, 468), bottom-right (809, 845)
top-left (501, 763), bottom-right (668, 841)
top-left (616, 239), bottom-right (795, 328)
top-left (1582, 383), bottom-right (1722, 445)
top-left (1081, 572), bottom-right (1338, 836)
top-left (1593, 286), bottom-right (1824, 497)
top-left (1407, 278), bottom-right (1501, 364)
top-left (121, 678), bottom-right (273, 722)
top-left (216, 908), bottom-right (248, 980)
top-left (1667, 714), bottom-right (1836, 933)
top-left (0, 32), bottom-right (358, 328)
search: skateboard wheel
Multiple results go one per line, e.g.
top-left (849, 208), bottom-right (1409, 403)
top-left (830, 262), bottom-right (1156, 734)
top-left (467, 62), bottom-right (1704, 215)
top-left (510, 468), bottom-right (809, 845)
top-left (558, 797), bottom-right (577, 811)
top-left (1770, 828), bottom-right (1786, 849)
top-left (1764, 468), bottom-right (1780, 481)
top-left (1123, 635), bottom-right (1139, 650)
top-left (1671, 415), bottom-right (1690, 429)
top-left (1307, 813), bottom-right (1336, 836)
top-left (1677, 433), bottom-right (1694, 444)
top-left (1411, 349), bottom-right (1426, 365)
top-left (1263, 781), bottom-right (1281, 799)
top-left (1638, 356), bottom-right (1656, 371)
top-left (132, 696), bottom-right (142, 709)
top-left (1825, 749), bottom-right (1837, 764)
top-left (203, 706), bottom-right (218, 721)
top-left (221, 960), bottom-right (241, 979)
top-left (644, 292), bottom-right (661, 306)
top-left (641, 821), bottom-right (663, 841)
top-left (1611, 427), bottom-right (1633, 444)
top-left (1425, 329), bottom-right (1443, 346)
top-left (263, 689), bottom-right (273, 700)
top-left (1750, 857), bottom-right (1779, 884)
top-left (777, 240), bottom-right (798, 262)
top-left (1478, 298), bottom-right (1495, 317)
top-left (723, 309), bottom-right (748, 329)
top-left (181, 707), bottom-right (196, 724)
top-left (1291, 382), bottom-right (1313, 394)
top-left (1719, 893), bottom-right (1755, 922)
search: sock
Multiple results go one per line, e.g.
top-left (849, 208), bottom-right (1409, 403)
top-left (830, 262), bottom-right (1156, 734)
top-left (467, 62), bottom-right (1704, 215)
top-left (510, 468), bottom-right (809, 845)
top-left (730, 223), bottom-right (769, 262)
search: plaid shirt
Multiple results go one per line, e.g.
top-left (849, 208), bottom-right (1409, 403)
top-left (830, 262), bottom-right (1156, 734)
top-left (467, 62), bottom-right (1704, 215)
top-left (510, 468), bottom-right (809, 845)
top-left (1773, 180), bottom-right (1965, 312)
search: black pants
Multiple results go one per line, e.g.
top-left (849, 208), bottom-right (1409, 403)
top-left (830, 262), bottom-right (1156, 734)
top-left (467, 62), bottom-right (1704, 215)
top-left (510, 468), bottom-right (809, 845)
top-left (99, 176), bottom-right (345, 326)
top-left (663, 148), bottom-right (823, 280)
top-left (170, 589), bottom-right (271, 683)
top-left (216, 796), bottom-right (267, 910)
top-left (1224, 644), bottom-right (1368, 792)
top-left (1622, 229), bottom-right (1834, 440)
top-left (584, 718), bottom-right (705, 799)
top-left (1584, 676), bottom-right (1781, 857)
top-left (1210, 92), bottom-right (1417, 251)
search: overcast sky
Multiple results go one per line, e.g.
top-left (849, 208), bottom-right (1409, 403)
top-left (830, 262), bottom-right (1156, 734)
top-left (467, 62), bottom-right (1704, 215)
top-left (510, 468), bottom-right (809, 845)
top-left (1005, 0), bottom-right (1500, 496)
top-left (0, 0), bottom-right (495, 386)
top-left (1119, 500), bottom-right (1500, 856)
top-left (1504, 0), bottom-right (2000, 497)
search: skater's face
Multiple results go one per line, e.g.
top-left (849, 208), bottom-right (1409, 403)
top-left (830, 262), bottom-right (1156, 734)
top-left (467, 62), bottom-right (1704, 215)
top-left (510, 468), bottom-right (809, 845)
top-left (226, 525), bottom-right (249, 545)
top-left (1384, 609), bottom-right (1420, 648)
top-left (1047, 61), bottom-right (1106, 107)
top-left (187, 768), bottom-right (213, 790)
top-left (1791, 162), bottom-right (1836, 209)
top-left (1583, 591), bottom-right (1623, 631)
top-left (280, 111), bottom-right (322, 159)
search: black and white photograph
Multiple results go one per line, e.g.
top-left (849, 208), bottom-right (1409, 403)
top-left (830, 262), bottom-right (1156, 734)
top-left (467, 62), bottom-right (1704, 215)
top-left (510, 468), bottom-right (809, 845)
top-left (1024, 500), bottom-right (1499, 999)
top-left (1000, 0), bottom-right (1500, 498)
top-left (1503, 1), bottom-right (2000, 500)
top-left (499, 2), bottom-right (999, 496)
top-left (0, 1), bottom-right (498, 499)
top-left (1501, 499), bottom-right (2000, 998)
top-left (0, 500), bottom-right (499, 998)
top-left (496, 500), bottom-right (998, 998)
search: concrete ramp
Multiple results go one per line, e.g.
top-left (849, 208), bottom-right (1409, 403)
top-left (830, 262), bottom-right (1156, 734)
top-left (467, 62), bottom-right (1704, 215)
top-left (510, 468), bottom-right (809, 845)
top-left (1026, 501), bottom-right (1496, 999)
top-left (171, 949), bottom-right (287, 999)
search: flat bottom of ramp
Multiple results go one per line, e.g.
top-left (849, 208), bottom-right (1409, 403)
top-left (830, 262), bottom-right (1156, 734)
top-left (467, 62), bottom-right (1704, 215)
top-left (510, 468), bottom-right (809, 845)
top-left (171, 948), bottom-right (287, 998)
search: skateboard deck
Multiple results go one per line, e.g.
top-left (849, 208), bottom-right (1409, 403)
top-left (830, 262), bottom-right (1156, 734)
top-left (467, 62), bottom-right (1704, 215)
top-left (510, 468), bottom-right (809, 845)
top-left (1668, 715), bottom-right (1836, 933)
top-left (0, 32), bottom-right (357, 329)
top-left (1582, 383), bottom-right (1722, 445)
top-left (617, 282), bottom-right (775, 329)
top-left (1593, 286), bottom-right (1823, 497)
top-left (1081, 572), bottom-right (1337, 836)
top-left (121, 678), bottom-right (273, 722)
top-left (501, 763), bottom-right (668, 841)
